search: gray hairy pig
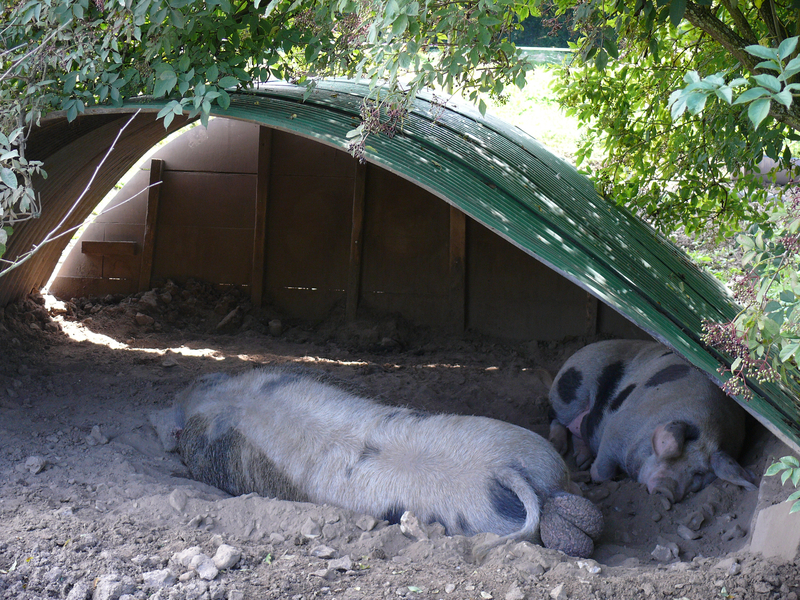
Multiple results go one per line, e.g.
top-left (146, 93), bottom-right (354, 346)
top-left (547, 340), bottom-right (758, 503)
top-left (151, 366), bottom-right (603, 558)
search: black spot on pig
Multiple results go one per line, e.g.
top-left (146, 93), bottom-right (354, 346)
top-left (583, 361), bottom-right (625, 440)
top-left (358, 443), bottom-right (381, 463)
top-left (382, 410), bottom-right (402, 424)
top-left (179, 415), bottom-right (307, 501)
top-left (489, 478), bottom-right (526, 523)
top-left (457, 513), bottom-right (472, 536)
top-left (609, 383), bottom-right (636, 412)
top-left (645, 364), bottom-right (691, 388)
top-left (556, 368), bottom-right (583, 404)
top-left (382, 504), bottom-right (405, 525)
top-left (408, 409), bottom-right (432, 420)
top-left (683, 422), bottom-right (701, 442)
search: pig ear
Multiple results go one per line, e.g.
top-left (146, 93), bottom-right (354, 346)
top-left (711, 451), bottom-right (759, 490)
top-left (652, 421), bottom-right (687, 459)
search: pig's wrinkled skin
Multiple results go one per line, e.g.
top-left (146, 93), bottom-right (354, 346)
top-left (547, 340), bottom-right (758, 503)
top-left (150, 367), bottom-right (604, 559)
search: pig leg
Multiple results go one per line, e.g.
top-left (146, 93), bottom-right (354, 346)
top-left (549, 420), bottom-right (570, 455)
top-left (589, 438), bottom-right (620, 482)
top-left (573, 437), bottom-right (594, 472)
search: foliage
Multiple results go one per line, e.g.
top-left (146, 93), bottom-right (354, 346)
top-left (1, 0), bottom-right (542, 259)
top-left (543, 0), bottom-right (800, 238)
top-left (764, 455), bottom-right (800, 513)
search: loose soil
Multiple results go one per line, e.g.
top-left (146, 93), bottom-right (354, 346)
top-left (0, 282), bottom-right (798, 600)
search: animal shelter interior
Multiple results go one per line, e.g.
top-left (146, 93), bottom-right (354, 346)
top-left (7, 80), bottom-right (798, 453)
top-left (2, 81), bottom-right (800, 597)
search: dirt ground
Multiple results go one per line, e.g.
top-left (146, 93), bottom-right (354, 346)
top-left (1, 281), bottom-right (799, 600)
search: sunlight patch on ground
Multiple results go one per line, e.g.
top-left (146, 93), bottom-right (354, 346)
top-left (55, 316), bottom-right (224, 360)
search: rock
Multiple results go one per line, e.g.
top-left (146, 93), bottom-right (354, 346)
top-left (505, 583), bottom-right (526, 600)
top-left (677, 524), bottom-right (701, 540)
top-left (190, 554), bottom-right (219, 580)
top-left (23, 455), bottom-right (47, 474)
top-left (169, 489), bottom-right (188, 513)
top-left (301, 518), bottom-right (321, 539)
top-left (356, 515), bottom-right (378, 532)
top-left (66, 579), bottom-right (92, 600)
top-left (549, 583), bottom-right (567, 600)
top-left (174, 547), bottom-right (204, 567)
top-left (684, 510), bottom-right (705, 531)
top-left (142, 569), bottom-right (177, 591)
top-left (92, 574), bottom-right (135, 600)
top-left (310, 545), bottom-right (337, 559)
top-left (212, 544), bottom-right (241, 570)
top-left (268, 319), bottom-right (283, 336)
top-left (328, 556), bottom-right (352, 571)
top-left (400, 511), bottom-right (428, 540)
top-left (89, 425), bottom-right (109, 445)
top-left (138, 291), bottom-right (159, 311)
top-left (721, 524), bottom-right (745, 542)
top-left (311, 568), bottom-right (336, 581)
top-left (445, 584), bottom-right (457, 593)
top-left (651, 544), bottom-right (675, 562)
top-left (135, 312), bottom-right (155, 326)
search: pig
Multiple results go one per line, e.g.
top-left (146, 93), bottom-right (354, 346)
top-left (151, 366), bottom-right (603, 558)
top-left (547, 339), bottom-right (758, 503)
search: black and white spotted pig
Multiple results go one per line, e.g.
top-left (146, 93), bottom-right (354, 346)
top-left (548, 340), bottom-right (758, 503)
top-left (151, 367), bottom-right (603, 558)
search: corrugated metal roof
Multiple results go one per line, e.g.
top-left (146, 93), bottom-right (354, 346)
top-left (128, 79), bottom-right (800, 451)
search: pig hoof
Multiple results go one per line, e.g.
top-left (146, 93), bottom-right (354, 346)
top-left (540, 493), bottom-right (604, 558)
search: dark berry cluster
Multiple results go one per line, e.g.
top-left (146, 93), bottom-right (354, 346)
top-left (702, 320), bottom-right (779, 400)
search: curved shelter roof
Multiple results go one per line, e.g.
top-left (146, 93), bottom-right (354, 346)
top-left (9, 79), bottom-right (800, 450)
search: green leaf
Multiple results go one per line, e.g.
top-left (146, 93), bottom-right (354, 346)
top-left (766, 462), bottom-right (786, 476)
top-left (218, 76), bottom-right (239, 88)
top-left (748, 97), bottom-right (771, 128)
top-left (733, 87), bottom-right (770, 105)
top-left (745, 44), bottom-right (779, 61)
top-left (774, 90), bottom-right (794, 108)
top-left (753, 74), bottom-right (782, 93)
top-left (0, 168), bottom-right (16, 189)
top-left (669, 0), bottom-right (686, 27)
top-left (218, 89), bottom-right (231, 110)
top-left (686, 92), bottom-right (708, 115)
top-left (778, 36), bottom-right (798, 60)
top-left (783, 56), bottom-right (800, 79)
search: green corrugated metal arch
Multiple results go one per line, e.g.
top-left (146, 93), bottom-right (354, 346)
top-left (154, 79), bottom-right (800, 450)
top-left (11, 78), bottom-right (800, 450)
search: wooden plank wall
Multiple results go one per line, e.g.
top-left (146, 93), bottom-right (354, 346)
top-left (50, 118), bottom-right (642, 341)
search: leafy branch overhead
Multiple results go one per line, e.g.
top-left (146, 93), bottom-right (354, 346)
top-left (546, 0), bottom-right (800, 237)
top-left (1, 0), bottom-right (540, 257)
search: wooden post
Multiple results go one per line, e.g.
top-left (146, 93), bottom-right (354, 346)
top-left (346, 161), bottom-right (368, 321)
top-left (449, 205), bottom-right (466, 332)
top-left (138, 158), bottom-right (163, 292)
top-left (586, 293), bottom-right (599, 336)
top-left (251, 127), bottom-right (272, 306)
